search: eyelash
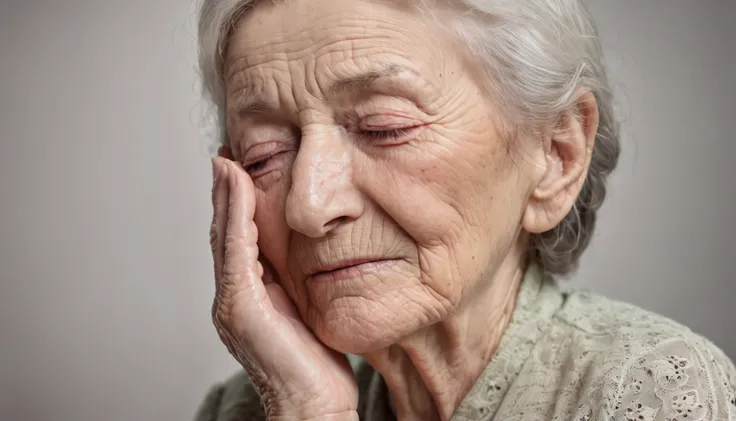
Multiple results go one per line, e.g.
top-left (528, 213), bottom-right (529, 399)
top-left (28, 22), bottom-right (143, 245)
top-left (244, 152), bottom-right (283, 176)
top-left (359, 127), bottom-right (417, 143)
top-left (245, 159), bottom-right (269, 175)
top-left (244, 127), bottom-right (418, 176)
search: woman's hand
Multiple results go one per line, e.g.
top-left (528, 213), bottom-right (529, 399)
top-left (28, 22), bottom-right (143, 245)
top-left (209, 148), bottom-right (359, 421)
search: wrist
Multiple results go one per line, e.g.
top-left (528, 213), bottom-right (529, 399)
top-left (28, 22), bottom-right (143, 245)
top-left (267, 410), bottom-right (359, 421)
top-left (261, 388), bottom-right (358, 421)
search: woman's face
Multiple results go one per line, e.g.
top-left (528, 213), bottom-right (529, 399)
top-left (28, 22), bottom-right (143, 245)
top-left (224, 0), bottom-right (542, 353)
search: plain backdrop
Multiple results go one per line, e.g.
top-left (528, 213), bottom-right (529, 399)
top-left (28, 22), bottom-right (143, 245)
top-left (0, 1), bottom-right (734, 420)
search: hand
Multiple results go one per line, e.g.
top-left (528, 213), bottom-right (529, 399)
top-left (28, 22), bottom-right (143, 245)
top-left (209, 147), bottom-right (359, 421)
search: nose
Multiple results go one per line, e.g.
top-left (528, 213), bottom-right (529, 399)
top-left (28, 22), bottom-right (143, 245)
top-left (285, 128), bottom-right (364, 238)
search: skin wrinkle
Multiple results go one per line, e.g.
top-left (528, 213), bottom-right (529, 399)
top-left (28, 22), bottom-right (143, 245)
top-left (226, 30), bottom-right (415, 85)
top-left (231, 60), bottom-right (435, 122)
top-left (226, 8), bottom-right (443, 108)
top-left (218, 0), bottom-right (596, 419)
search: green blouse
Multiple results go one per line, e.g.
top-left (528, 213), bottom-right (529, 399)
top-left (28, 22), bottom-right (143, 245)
top-left (195, 265), bottom-right (736, 420)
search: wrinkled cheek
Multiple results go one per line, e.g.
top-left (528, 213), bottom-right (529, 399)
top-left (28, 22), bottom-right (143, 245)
top-left (417, 245), bottom-right (463, 303)
top-left (253, 172), bottom-right (294, 289)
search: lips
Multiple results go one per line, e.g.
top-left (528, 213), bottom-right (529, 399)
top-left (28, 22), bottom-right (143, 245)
top-left (309, 258), bottom-right (384, 277)
top-left (306, 257), bottom-right (399, 283)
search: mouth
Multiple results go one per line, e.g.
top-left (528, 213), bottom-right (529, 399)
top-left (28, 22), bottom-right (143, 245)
top-left (308, 258), bottom-right (398, 282)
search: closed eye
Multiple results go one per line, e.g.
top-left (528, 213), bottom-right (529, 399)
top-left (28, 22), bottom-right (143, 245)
top-left (243, 151), bottom-right (291, 178)
top-left (359, 126), bottom-right (420, 144)
top-left (245, 158), bottom-right (270, 174)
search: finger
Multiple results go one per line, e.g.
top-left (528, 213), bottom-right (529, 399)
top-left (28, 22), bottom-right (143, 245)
top-left (220, 160), bottom-right (265, 315)
top-left (212, 157), bottom-right (229, 292)
top-left (218, 145), bottom-right (234, 160)
top-left (210, 157), bottom-right (224, 241)
top-left (229, 160), bottom-right (257, 222)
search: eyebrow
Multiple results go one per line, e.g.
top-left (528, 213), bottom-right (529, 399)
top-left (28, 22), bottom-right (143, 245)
top-left (231, 64), bottom-right (423, 118)
top-left (327, 64), bottom-right (420, 95)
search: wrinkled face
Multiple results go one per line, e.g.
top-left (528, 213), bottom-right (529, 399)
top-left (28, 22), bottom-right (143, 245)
top-left (224, 0), bottom-right (538, 353)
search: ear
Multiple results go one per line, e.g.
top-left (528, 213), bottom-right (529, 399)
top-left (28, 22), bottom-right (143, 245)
top-left (522, 90), bottom-right (599, 234)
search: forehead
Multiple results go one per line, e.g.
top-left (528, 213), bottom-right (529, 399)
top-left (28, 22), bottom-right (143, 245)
top-left (223, 0), bottom-right (442, 85)
top-left (227, 0), bottom-right (422, 49)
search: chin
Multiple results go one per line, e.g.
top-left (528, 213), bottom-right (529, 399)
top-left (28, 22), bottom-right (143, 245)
top-left (302, 265), bottom-right (440, 354)
top-left (319, 331), bottom-right (392, 355)
top-left (310, 301), bottom-right (421, 355)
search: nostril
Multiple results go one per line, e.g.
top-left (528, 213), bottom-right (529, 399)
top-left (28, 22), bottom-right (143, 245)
top-left (323, 216), bottom-right (349, 233)
top-left (333, 216), bottom-right (351, 224)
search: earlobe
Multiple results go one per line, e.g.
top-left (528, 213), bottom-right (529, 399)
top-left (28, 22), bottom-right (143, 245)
top-left (522, 91), bottom-right (599, 234)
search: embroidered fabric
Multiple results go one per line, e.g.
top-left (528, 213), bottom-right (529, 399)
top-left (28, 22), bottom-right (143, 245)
top-left (194, 266), bottom-right (736, 421)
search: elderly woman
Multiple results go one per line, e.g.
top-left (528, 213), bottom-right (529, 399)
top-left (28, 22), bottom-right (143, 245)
top-left (194, 0), bottom-right (736, 420)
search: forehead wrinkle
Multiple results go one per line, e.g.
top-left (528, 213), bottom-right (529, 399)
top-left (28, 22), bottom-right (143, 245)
top-left (328, 63), bottom-right (420, 95)
top-left (224, 1), bottom-right (429, 78)
top-left (224, 2), bottom-right (457, 118)
top-left (224, 52), bottom-right (289, 92)
top-left (226, 60), bottom-right (290, 92)
top-left (311, 40), bottom-right (427, 99)
top-left (226, 62), bottom-right (290, 109)
top-left (224, 36), bottom-right (311, 80)
top-left (224, 0), bottom-right (444, 92)
top-left (226, 29), bottom-right (397, 86)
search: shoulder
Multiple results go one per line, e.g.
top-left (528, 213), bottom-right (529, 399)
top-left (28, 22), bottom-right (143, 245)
top-left (596, 332), bottom-right (736, 421)
top-left (554, 290), bottom-right (736, 420)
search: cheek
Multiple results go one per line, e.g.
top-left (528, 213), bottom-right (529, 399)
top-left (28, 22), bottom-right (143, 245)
top-left (358, 130), bottom-right (505, 248)
top-left (358, 164), bottom-right (453, 247)
top-left (357, 128), bottom-right (524, 294)
top-left (250, 151), bottom-right (295, 250)
top-left (253, 178), bottom-right (292, 279)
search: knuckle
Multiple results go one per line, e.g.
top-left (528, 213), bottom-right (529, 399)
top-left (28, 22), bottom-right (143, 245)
top-left (221, 261), bottom-right (245, 283)
top-left (209, 222), bottom-right (217, 249)
top-left (212, 297), bottom-right (232, 325)
top-left (223, 235), bottom-right (246, 261)
top-left (212, 301), bottom-right (252, 362)
top-left (224, 230), bottom-right (246, 248)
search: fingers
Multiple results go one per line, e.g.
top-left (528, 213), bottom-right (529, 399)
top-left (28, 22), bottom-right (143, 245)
top-left (211, 157), bottom-right (229, 287)
top-left (212, 158), bottom-right (266, 337)
top-left (227, 159), bottom-right (257, 226)
top-left (222, 160), bottom-right (259, 289)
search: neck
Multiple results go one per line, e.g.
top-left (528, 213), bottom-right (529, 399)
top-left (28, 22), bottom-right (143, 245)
top-left (360, 253), bottom-right (527, 421)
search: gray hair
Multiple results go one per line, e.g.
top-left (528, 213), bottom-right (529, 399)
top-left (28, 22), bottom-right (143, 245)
top-left (197, 0), bottom-right (621, 276)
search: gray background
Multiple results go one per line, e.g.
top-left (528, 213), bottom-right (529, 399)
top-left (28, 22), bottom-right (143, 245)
top-left (0, 1), bottom-right (734, 420)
